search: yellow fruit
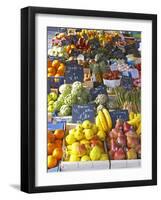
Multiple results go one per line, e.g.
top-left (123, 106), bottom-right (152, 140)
top-left (129, 112), bottom-right (135, 120)
top-left (69, 154), bottom-right (80, 162)
top-left (48, 155), bottom-right (57, 169)
top-left (97, 130), bottom-right (106, 141)
top-left (82, 120), bottom-right (92, 129)
top-left (66, 133), bottom-right (76, 145)
top-left (91, 124), bottom-right (98, 135)
top-left (98, 111), bottom-right (109, 132)
top-left (90, 146), bottom-right (101, 161)
top-left (96, 115), bottom-right (103, 131)
top-left (84, 129), bottom-right (95, 140)
top-left (81, 155), bottom-right (90, 161)
top-left (128, 115), bottom-right (141, 126)
top-left (136, 123), bottom-right (141, 135)
top-left (102, 108), bottom-right (112, 131)
top-left (100, 153), bottom-right (109, 160)
top-left (74, 130), bottom-right (84, 140)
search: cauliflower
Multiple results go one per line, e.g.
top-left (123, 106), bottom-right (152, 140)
top-left (71, 81), bottom-right (83, 96)
top-left (64, 94), bottom-right (77, 106)
top-left (95, 94), bottom-right (108, 106)
top-left (59, 84), bottom-right (72, 96)
top-left (59, 105), bottom-right (72, 116)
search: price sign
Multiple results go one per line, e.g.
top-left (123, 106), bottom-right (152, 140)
top-left (90, 85), bottom-right (107, 100)
top-left (48, 121), bottom-right (65, 131)
top-left (65, 62), bottom-right (83, 84)
top-left (48, 76), bottom-right (64, 89)
top-left (72, 104), bottom-right (95, 123)
top-left (121, 75), bottom-right (133, 90)
top-left (110, 110), bottom-right (129, 127)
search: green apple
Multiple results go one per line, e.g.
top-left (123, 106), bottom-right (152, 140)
top-left (74, 130), bottom-right (84, 140)
top-left (97, 130), bottom-right (106, 141)
top-left (100, 153), bottom-right (109, 160)
top-left (76, 123), bottom-right (84, 131)
top-left (81, 155), bottom-right (90, 161)
top-left (69, 128), bottom-right (77, 135)
top-left (90, 146), bottom-right (101, 161)
top-left (69, 154), bottom-right (80, 162)
top-left (66, 133), bottom-right (76, 145)
top-left (92, 124), bottom-right (98, 135)
top-left (84, 129), bottom-right (95, 140)
top-left (82, 120), bottom-right (92, 129)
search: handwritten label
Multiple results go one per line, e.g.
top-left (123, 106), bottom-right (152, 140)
top-left (65, 62), bottom-right (83, 84)
top-left (72, 104), bottom-right (95, 123)
top-left (48, 121), bottom-right (65, 131)
top-left (121, 75), bottom-right (133, 90)
top-left (90, 85), bottom-right (107, 101)
top-left (48, 76), bottom-right (64, 89)
top-left (110, 110), bottom-right (129, 127)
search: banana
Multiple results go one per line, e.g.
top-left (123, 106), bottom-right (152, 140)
top-left (136, 123), bottom-right (141, 135)
top-left (102, 108), bottom-right (112, 131)
top-left (96, 115), bottom-right (103, 131)
top-left (98, 110), bottom-right (109, 132)
top-left (128, 115), bottom-right (141, 126)
top-left (129, 112), bottom-right (135, 121)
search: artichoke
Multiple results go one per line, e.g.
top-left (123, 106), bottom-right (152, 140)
top-left (95, 94), bottom-right (108, 106)
top-left (59, 105), bottom-right (72, 116)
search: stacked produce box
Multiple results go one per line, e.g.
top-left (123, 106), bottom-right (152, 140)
top-left (47, 28), bottom-right (141, 172)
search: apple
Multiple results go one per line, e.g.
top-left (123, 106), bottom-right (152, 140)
top-left (115, 119), bottom-right (124, 130)
top-left (82, 120), bottom-right (92, 129)
top-left (114, 148), bottom-right (126, 160)
top-left (117, 134), bottom-right (126, 147)
top-left (84, 129), bottom-right (94, 140)
top-left (127, 148), bottom-right (137, 160)
top-left (123, 122), bottom-right (132, 132)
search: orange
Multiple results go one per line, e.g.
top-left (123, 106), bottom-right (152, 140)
top-left (66, 45), bottom-right (71, 54)
top-left (58, 63), bottom-right (65, 70)
top-left (48, 73), bottom-right (54, 77)
top-left (48, 133), bottom-right (55, 143)
top-left (52, 148), bottom-right (63, 160)
top-left (56, 68), bottom-right (64, 76)
top-left (48, 60), bottom-right (52, 68)
top-left (48, 143), bottom-right (56, 155)
top-left (52, 60), bottom-right (60, 69)
top-left (48, 155), bottom-right (57, 169)
top-left (54, 139), bottom-right (63, 147)
top-left (54, 129), bottom-right (65, 139)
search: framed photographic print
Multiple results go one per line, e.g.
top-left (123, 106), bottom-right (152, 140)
top-left (21, 6), bottom-right (157, 193)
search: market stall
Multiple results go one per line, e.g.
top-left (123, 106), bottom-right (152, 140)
top-left (47, 28), bottom-right (141, 172)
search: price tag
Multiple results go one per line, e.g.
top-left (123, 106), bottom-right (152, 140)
top-left (65, 62), bottom-right (83, 84)
top-left (48, 121), bottom-right (65, 131)
top-left (90, 85), bottom-right (107, 101)
top-left (72, 104), bottom-right (95, 123)
top-left (129, 68), bottom-right (139, 79)
top-left (120, 75), bottom-right (133, 90)
top-left (110, 110), bottom-right (129, 127)
top-left (48, 76), bottom-right (64, 89)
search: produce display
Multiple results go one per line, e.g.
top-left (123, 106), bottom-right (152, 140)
top-left (47, 27), bottom-right (141, 171)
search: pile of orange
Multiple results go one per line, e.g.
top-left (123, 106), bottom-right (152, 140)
top-left (47, 129), bottom-right (65, 169)
top-left (48, 60), bottom-right (65, 77)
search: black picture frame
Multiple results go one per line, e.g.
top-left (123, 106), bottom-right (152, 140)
top-left (21, 6), bottom-right (157, 193)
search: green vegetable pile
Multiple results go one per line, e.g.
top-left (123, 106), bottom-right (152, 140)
top-left (51, 81), bottom-right (90, 116)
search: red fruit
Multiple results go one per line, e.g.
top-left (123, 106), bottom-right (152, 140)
top-left (109, 128), bottom-right (119, 139)
top-left (127, 136), bottom-right (139, 148)
top-left (109, 150), bottom-right (115, 160)
top-left (123, 122), bottom-right (131, 132)
top-left (110, 139), bottom-right (119, 152)
top-left (114, 148), bottom-right (126, 160)
top-left (115, 119), bottom-right (124, 130)
top-left (117, 135), bottom-right (126, 147)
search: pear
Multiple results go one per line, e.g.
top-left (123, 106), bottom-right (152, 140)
top-left (81, 155), bottom-right (90, 161)
top-left (69, 154), bottom-right (80, 162)
top-left (90, 146), bottom-right (101, 161)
